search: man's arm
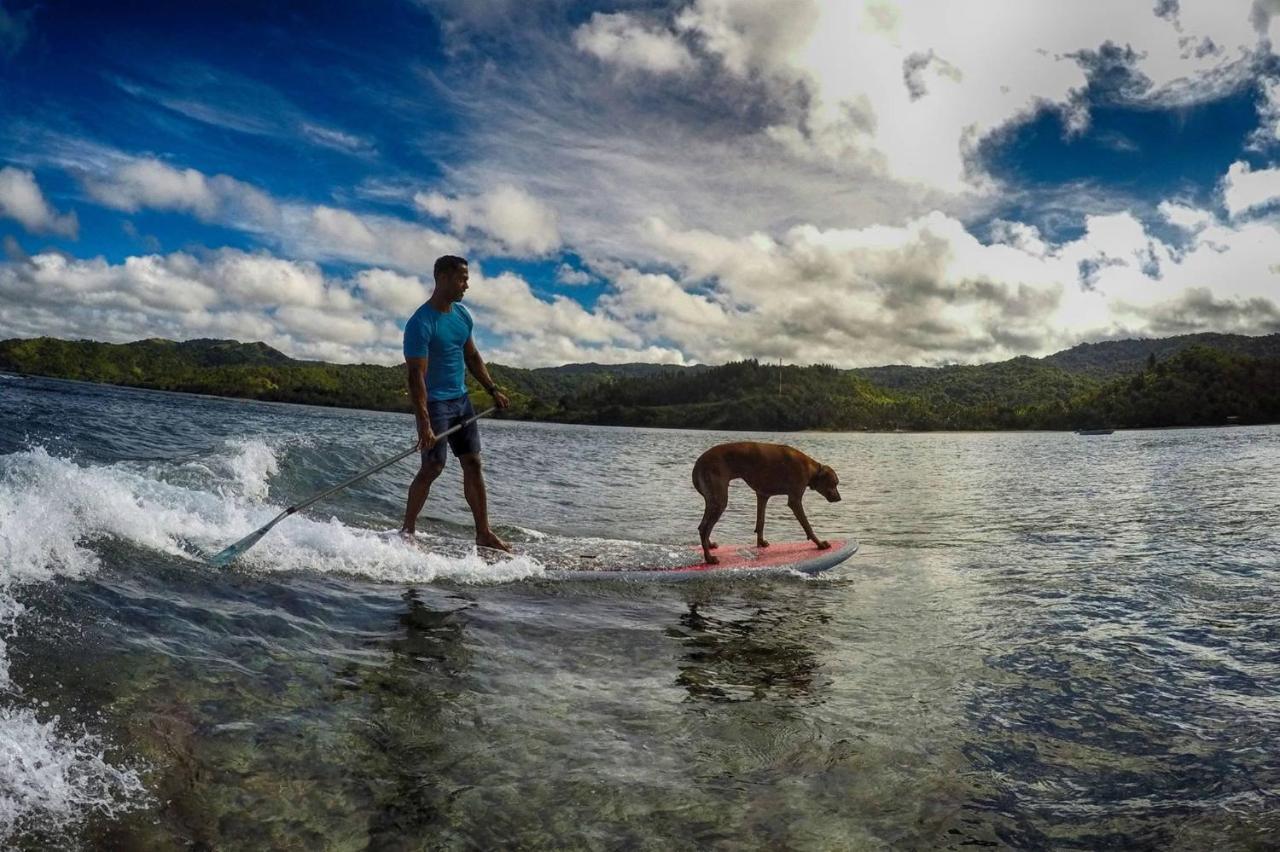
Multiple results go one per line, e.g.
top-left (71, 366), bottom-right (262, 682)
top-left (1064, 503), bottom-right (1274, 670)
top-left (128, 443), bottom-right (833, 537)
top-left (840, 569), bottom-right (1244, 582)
top-left (464, 338), bottom-right (510, 409)
top-left (406, 357), bottom-right (436, 449)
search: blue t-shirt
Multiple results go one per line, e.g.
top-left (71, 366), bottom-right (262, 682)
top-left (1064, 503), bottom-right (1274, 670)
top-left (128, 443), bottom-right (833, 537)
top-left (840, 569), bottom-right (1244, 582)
top-left (402, 302), bottom-right (473, 400)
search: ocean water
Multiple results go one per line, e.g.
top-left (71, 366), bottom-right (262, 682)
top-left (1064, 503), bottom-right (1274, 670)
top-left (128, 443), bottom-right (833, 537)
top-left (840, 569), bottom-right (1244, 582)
top-left (2, 374), bottom-right (1279, 850)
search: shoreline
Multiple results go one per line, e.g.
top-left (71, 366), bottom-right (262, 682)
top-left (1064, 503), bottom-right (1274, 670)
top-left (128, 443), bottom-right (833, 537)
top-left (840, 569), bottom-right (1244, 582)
top-left (4, 370), bottom-right (1271, 436)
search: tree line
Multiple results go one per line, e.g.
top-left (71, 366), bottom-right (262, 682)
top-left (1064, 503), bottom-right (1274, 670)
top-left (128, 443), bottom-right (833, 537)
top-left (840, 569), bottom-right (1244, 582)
top-left (1, 335), bottom-right (1276, 431)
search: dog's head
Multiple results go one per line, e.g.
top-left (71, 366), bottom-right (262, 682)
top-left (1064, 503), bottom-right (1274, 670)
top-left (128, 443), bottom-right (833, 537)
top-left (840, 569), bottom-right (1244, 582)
top-left (809, 464), bottom-right (841, 503)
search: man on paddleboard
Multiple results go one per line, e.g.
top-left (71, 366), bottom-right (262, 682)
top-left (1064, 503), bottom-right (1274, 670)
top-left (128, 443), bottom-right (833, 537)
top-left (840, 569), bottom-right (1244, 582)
top-left (401, 255), bottom-right (511, 552)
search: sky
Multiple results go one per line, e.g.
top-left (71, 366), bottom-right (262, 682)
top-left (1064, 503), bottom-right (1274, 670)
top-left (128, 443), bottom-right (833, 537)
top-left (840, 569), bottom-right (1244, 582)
top-left (2, 0), bottom-right (1280, 368)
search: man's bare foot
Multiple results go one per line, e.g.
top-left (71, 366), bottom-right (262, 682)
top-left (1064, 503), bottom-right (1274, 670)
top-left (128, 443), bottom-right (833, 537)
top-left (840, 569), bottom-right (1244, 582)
top-left (476, 531), bottom-right (511, 553)
top-left (398, 528), bottom-right (416, 540)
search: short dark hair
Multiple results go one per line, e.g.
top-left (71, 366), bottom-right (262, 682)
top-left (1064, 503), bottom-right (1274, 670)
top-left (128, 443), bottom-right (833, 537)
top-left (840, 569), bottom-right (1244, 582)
top-left (434, 255), bottom-right (468, 279)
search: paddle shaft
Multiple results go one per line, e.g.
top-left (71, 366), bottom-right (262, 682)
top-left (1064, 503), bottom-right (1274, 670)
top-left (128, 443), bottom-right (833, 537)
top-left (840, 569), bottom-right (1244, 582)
top-left (272, 405), bottom-right (496, 523)
top-left (210, 405), bottom-right (495, 563)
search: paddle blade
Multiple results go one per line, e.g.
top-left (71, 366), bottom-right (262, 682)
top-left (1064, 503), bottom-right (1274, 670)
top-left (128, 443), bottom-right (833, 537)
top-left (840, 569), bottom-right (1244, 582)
top-left (206, 526), bottom-right (271, 566)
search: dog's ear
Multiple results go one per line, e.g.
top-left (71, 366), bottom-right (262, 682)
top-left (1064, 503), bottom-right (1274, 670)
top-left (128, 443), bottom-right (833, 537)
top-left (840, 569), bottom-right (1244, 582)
top-left (812, 465), bottom-right (838, 487)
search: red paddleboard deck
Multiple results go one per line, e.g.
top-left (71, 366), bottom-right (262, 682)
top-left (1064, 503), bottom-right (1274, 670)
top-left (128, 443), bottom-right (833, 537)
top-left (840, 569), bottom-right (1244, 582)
top-left (555, 539), bottom-right (858, 580)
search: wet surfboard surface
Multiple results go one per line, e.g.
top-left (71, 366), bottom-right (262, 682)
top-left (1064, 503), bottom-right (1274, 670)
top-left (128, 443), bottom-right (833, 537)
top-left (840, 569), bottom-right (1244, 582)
top-left (556, 539), bottom-right (858, 580)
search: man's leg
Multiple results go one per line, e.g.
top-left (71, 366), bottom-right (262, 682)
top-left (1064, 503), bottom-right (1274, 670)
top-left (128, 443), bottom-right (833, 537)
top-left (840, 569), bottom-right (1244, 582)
top-left (401, 457), bottom-right (445, 535)
top-left (458, 453), bottom-right (510, 552)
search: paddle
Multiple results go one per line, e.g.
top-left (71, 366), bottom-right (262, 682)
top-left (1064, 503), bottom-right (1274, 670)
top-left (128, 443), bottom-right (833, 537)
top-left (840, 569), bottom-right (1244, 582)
top-left (207, 406), bottom-right (497, 566)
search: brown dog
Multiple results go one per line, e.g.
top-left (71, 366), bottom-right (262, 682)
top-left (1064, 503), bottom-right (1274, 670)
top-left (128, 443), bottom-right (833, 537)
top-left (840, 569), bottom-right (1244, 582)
top-left (692, 441), bottom-right (841, 564)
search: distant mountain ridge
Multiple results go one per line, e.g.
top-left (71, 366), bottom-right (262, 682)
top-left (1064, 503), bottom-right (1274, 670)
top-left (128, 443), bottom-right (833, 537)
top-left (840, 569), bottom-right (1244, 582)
top-left (1040, 332), bottom-right (1280, 376)
top-left (6, 331), bottom-right (1275, 380)
top-left (1, 332), bottom-right (1278, 430)
top-left (852, 332), bottom-right (1280, 388)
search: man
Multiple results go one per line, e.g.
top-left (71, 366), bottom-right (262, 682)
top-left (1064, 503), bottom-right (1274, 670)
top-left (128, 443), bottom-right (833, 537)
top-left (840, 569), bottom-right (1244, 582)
top-left (401, 255), bottom-right (511, 552)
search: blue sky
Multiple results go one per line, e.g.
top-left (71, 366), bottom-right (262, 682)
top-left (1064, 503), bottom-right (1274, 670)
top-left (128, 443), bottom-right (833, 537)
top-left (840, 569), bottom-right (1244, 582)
top-left (2, 0), bottom-right (1280, 367)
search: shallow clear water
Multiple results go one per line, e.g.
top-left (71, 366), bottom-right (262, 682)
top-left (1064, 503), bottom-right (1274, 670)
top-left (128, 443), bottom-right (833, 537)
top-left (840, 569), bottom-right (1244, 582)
top-left (2, 374), bottom-right (1279, 849)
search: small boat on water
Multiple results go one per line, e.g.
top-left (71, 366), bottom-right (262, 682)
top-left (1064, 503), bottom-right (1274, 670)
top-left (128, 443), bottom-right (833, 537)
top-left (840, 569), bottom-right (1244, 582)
top-left (1076, 428), bottom-right (1114, 435)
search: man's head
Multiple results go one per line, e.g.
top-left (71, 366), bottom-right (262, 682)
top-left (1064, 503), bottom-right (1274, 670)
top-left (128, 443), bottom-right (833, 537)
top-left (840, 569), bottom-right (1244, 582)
top-left (433, 255), bottom-right (469, 302)
top-left (809, 464), bottom-right (842, 503)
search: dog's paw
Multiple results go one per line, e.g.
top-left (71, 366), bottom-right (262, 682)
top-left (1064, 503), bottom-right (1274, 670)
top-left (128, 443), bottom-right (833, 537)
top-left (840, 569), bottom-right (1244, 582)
top-left (704, 553), bottom-right (720, 564)
top-left (708, 541), bottom-right (719, 550)
top-left (815, 540), bottom-right (831, 550)
top-left (756, 539), bottom-right (770, 548)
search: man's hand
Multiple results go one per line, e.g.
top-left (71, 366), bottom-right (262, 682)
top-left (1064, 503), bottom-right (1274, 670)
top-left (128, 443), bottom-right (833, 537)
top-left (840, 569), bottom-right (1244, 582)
top-left (415, 418), bottom-right (437, 451)
top-left (491, 388), bottom-right (510, 410)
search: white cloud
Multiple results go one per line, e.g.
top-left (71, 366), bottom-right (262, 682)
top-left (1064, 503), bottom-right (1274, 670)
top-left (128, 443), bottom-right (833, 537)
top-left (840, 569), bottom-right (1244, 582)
top-left (110, 63), bottom-right (376, 158)
top-left (610, 197), bottom-right (1280, 366)
top-left (573, 12), bottom-right (697, 74)
top-left (415, 184), bottom-right (560, 256)
top-left (283, 208), bottom-right (463, 275)
top-left (466, 269), bottom-right (639, 347)
top-left (0, 249), bottom-right (385, 362)
top-left (299, 123), bottom-right (375, 155)
top-left (1158, 200), bottom-right (1216, 230)
top-left (674, 0), bottom-right (819, 77)
top-left (82, 158), bottom-right (280, 232)
top-left (0, 249), bottom-right (677, 368)
top-left (356, 268), bottom-right (430, 315)
top-left (309, 206), bottom-right (378, 252)
top-left (0, 167), bottom-right (78, 238)
top-left (84, 158), bottom-right (218, 216)
top-left (556, 263), bottom-right (593, 285)
top-left (76, 156), bottom-right (463, 275)
top-left (1222, 159), bottom-right (1280, 217)
top-left (1249, 75), bottom-right (1280, 148)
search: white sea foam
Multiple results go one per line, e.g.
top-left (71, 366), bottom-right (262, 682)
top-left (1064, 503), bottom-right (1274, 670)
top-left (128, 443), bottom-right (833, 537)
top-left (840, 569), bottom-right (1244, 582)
top-left (0, 441), bottom-right (546, 838)
top-left (0, 706), bottom-right (147, 838)
top-left (214, 436), bottom-right (280, 501)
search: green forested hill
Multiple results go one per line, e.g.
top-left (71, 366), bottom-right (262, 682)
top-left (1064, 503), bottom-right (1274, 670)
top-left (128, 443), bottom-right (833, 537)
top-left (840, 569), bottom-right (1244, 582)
top-left (1054, 345), bottom-right (1280, 428)
top-left (1039, 332), bottom-right (1280, 377)
top-left (1, 334), bottom-right (1277, 430)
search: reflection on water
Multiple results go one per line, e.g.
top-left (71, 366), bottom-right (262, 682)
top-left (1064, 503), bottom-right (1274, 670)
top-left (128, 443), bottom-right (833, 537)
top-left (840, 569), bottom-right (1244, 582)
top-left (667, 600), bottom-right (827, 704)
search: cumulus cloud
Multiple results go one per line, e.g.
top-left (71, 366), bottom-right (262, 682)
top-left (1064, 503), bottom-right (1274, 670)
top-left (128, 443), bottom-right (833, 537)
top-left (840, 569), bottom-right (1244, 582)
top-left (414, 184), bottom-right (561, 256)
top-left (355, 268), bottom-right (430, 315)
top-left (556, 263), bottom-right (594, 285)
top-left (589, 197), bottom-right (1280, 366)
top-left (0, 167), bottom-right (78, 238)
top-left (284, 207), bottom-right (464, 274)
top-left (1159, 200), bottom-right (1216, 230)
top-left (82, 158), bottom-right (280, 231)
top-left (1120, 285), bottom-right (1280, 334)
top-left (573, 12), bottom-right (696, 74)
top-left (0, 248), bottom-right (395, 362)
top-left (1222, 159), bottom-right (1280, 216)
top-left (0, 249), bottom-right (675, 367)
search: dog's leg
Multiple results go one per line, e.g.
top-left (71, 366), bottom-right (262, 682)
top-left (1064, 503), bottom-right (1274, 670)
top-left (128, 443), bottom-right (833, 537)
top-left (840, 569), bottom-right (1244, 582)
top-left (754, 492), bottom-right (770, 548)
top-left (787, 495), bottom-right (830, 550)
top-left (698, 488), bottom-right (727, 564)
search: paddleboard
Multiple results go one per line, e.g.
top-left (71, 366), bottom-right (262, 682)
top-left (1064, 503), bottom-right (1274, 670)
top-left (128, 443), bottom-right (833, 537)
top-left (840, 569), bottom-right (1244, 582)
top-left (556, 539), bottom-right (858, 580)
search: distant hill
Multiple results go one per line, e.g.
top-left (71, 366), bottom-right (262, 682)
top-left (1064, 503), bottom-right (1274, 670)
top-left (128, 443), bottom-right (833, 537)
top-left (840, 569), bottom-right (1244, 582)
top-left (2, 333), bottom-right (1278, 430)
top-left (1040, 332), bottom-right (1280, 377)
top-left (855, 332), bottom-right (1280, 387)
